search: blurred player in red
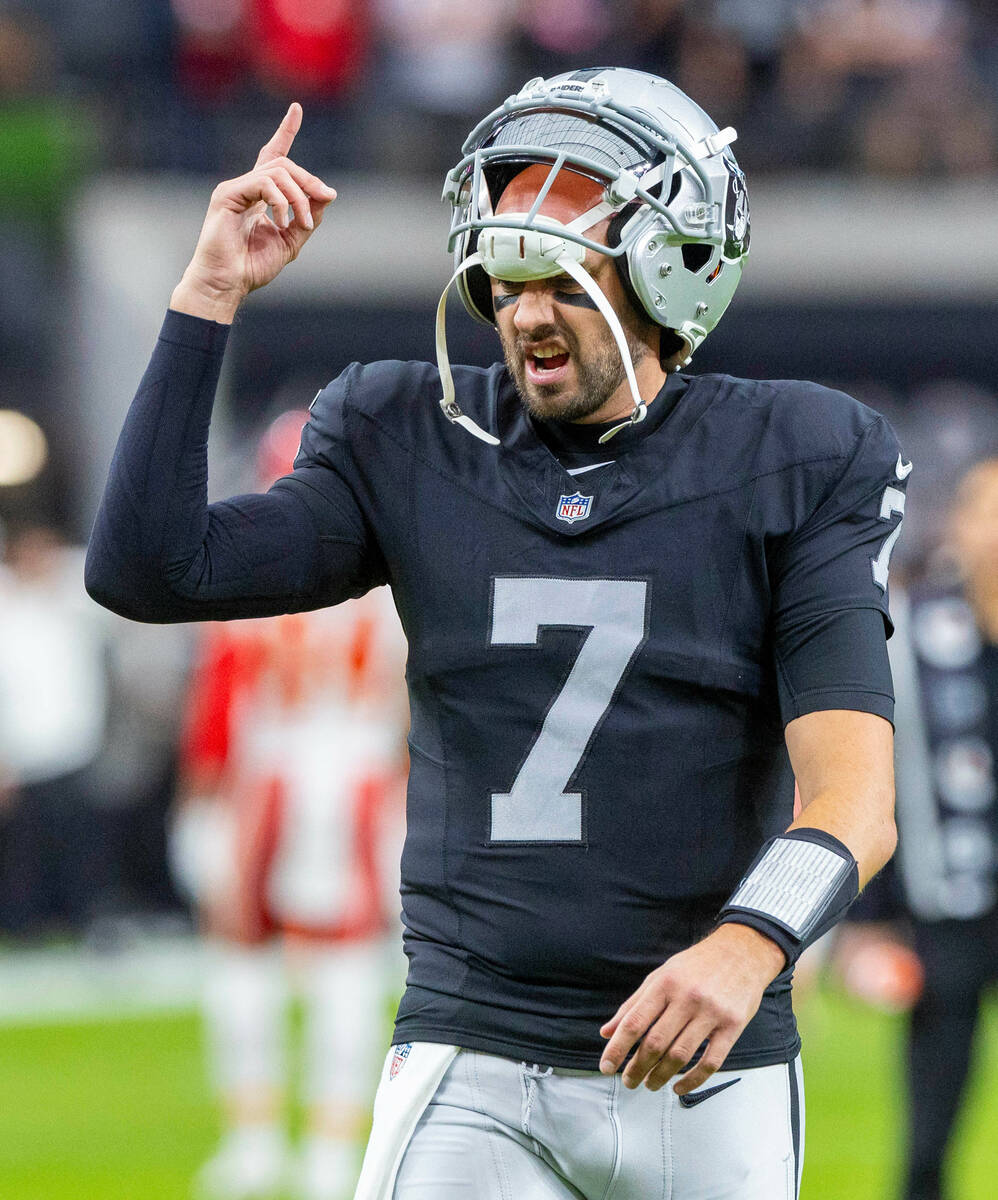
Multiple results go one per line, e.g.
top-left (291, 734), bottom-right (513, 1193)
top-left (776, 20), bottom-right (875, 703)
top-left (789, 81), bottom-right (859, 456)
top-left (170, 412), bottom-right (409, 1200)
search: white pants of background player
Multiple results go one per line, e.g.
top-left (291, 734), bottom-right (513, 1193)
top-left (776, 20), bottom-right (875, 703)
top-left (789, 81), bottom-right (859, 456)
top-left (202, 938), bottom-right (390, 1200)
top-left (356, 1043), bottom-right (804, 1200)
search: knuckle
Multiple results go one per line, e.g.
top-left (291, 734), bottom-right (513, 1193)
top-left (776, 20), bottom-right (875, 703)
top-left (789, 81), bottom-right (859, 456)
top-left (640, 1030), bottom-right (667, 1056)
top-left (655, 967), bottom-right (680, 993)
top-left (667, 1041), bottom-right (695, 1065)
top-left (620, 1012), bottom-right (647, 1036)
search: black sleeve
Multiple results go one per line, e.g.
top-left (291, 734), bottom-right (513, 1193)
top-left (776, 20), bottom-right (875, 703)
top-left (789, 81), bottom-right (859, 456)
top-left (775, 607), bottom-right (895, 726)
top-left (771, 414), bottom-right (909, 726)
top-left (85, 311), bottom-right (382, 624)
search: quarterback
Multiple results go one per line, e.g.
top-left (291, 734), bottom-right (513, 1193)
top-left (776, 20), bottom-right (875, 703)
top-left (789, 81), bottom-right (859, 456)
top-left (87, 69), bottom-right (906, 1198)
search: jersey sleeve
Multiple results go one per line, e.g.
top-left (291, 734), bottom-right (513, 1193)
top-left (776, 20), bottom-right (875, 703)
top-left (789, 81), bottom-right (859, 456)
top-left (269, 362), bottom-right (389, 591)
top-left (771, 413), bottom-right (909, 726)
top-left (86, 312), bottom-right (384, 623)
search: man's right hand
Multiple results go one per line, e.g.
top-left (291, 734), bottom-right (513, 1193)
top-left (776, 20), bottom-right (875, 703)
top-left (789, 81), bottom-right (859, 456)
top-left (170, 103), bottom-right (336, 325)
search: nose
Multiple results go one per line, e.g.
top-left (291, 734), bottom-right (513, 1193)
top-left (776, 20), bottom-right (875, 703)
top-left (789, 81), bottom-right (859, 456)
top-left (511, 281), bottom-right (558, 334)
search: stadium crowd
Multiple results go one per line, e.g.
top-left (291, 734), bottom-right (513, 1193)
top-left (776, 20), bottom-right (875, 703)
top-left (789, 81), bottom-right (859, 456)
top-left (3, 0), bottom-right (998, 177)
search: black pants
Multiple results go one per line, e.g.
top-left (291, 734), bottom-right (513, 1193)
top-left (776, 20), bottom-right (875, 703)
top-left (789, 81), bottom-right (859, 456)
top-left (0, 767), bottom-right (110, 937)
top-left (902, 915), bottom-right (998, 1200)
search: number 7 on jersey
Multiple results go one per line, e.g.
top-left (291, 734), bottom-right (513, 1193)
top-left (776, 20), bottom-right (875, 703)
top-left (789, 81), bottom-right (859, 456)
top-left (489, 577), bottom-right (649, 843)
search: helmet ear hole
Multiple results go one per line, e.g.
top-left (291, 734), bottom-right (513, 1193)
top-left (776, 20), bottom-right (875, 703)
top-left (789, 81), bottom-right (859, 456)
top-left (681, 243), bottom-right (713, 273)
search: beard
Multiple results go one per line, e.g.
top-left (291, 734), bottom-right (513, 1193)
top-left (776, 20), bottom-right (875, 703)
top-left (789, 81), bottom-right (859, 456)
top-left (498, 318), bottom-right (649, 424)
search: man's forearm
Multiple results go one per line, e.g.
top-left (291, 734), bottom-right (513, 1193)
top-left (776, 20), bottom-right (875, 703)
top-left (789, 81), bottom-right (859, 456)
top-left (787, 786), bottom-right (897, 888)
top-left (786, 709), bottom-right (897, 888)
top-left (85, 311), bottom-right (320, 623)
top-left (712, 708), bottom-right (896, 968)
top-left (170, 274), bottom-right (243, 326)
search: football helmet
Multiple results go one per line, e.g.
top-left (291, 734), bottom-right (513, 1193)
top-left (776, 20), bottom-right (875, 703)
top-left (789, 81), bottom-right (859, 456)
top-left (434, 67), bottom-right (750, 445)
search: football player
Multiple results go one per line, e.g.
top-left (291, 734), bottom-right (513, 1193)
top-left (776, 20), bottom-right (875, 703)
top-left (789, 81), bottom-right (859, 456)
top-left (87, 68), bottom-right (908, 1198)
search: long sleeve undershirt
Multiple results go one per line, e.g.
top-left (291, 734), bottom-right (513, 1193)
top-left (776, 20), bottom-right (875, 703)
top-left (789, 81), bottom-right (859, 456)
top-left (86, 311), bottom-right (372, 623)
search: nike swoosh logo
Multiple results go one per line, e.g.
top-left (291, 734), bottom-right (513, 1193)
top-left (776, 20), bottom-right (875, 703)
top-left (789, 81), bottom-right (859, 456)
top-left (895, 454), bottom-right (913, 480)
top-left (678, 1077), bottom-right (741, 1108)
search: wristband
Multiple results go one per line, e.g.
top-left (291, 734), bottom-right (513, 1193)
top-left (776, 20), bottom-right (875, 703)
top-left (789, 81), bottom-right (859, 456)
top-left (716, 828), bottom-right (860, 966)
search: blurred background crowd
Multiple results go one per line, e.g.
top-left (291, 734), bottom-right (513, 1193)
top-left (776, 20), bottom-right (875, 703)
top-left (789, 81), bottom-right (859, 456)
top-left (1, 2), bottom-right (998, 1198)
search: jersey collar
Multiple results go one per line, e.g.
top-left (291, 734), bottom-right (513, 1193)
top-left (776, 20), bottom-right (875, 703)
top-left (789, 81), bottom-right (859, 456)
top-left (494, 371), bottom-right (713, 537)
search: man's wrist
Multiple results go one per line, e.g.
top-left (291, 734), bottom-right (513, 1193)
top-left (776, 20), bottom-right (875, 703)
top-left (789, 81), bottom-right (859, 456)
top-left (708, 920), bottom-right (788, 978)
top-left (170, 272), bottom-right (244, 325)
top-left (716, 829), bottom-right (860, 968)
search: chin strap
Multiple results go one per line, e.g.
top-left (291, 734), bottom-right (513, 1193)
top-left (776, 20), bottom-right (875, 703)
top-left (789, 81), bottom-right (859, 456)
top-left (435, 244), bottom-right (649, 448)
top-left (554, 256), bottom-right (646, 445)
top-left (436, 253), bottom-right (501, 446)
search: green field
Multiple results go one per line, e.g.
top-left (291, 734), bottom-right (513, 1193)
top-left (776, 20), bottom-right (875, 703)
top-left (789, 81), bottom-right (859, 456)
top-left (0, 987), bottom-right (995, 1199)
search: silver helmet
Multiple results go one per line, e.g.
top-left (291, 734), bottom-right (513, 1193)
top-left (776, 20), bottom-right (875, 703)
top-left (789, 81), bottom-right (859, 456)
top-left (443, 67), bottom-right (750, 361)
top-left (433, 68), bottom-right (750, 446)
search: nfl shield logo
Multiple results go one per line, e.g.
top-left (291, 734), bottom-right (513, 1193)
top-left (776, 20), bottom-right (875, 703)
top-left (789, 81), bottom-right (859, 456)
top-left (556, 491), bottom-right (593, 524)
top-left (390, 1043), bottom-right (412, 1079)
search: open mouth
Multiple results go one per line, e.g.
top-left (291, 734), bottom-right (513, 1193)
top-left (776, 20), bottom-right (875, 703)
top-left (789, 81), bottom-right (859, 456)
top-left (525, 347), bottom-right (571, 385)
top-left (531, 351), bottom-right (569, 372)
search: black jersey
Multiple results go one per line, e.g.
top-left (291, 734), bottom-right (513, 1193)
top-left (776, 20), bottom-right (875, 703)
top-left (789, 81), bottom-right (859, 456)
top-left (87, 311), bottom-right (906, 1069)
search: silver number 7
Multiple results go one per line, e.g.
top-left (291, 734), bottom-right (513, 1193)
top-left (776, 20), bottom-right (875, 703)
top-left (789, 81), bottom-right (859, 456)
top-left (872, 485), bottom-right (906, 591)
top-left (489, 577), bottom-right (648, 842)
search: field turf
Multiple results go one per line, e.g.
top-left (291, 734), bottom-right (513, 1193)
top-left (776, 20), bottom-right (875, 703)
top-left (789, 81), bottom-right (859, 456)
top-left (0, 987), bottom-right (995, 1199)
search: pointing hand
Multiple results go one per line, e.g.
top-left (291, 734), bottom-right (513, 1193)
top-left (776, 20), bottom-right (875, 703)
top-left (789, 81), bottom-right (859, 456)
top-left (171, 104), bottom-right (337, 324)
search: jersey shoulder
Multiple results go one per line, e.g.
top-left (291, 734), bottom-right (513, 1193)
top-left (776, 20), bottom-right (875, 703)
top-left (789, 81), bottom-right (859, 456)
top-left (689, 374), bottom-right (902, 490)
top-left (307, 359), bottom-right (507, 447)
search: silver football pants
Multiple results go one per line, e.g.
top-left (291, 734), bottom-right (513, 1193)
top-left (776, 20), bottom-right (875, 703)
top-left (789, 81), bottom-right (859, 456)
top-left (392, 1049), bottom-right (804, 1199)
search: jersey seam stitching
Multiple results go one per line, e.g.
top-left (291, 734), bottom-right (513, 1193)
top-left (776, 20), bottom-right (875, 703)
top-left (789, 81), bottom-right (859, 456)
top-left (347, 402), bottom-right (856, 519)
top-left (270, 478), bottom-right (367, 549)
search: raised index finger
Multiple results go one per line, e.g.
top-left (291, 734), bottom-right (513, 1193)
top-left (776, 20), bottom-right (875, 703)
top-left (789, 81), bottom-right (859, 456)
top-left (256, 102), bottom-right (303, 168)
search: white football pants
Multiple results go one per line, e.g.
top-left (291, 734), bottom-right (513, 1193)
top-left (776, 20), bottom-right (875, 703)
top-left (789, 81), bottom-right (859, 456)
top-left (382, 1047), bottom-right (804, 1200)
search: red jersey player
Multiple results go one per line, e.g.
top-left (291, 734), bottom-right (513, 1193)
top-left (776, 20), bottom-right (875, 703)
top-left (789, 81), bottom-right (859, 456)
top-left (170, 412), bottom-right (409, 1200)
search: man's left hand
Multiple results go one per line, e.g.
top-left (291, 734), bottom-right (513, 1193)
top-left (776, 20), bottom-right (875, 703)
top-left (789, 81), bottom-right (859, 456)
top-left (598, 923), bottom-right (786, 1094)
